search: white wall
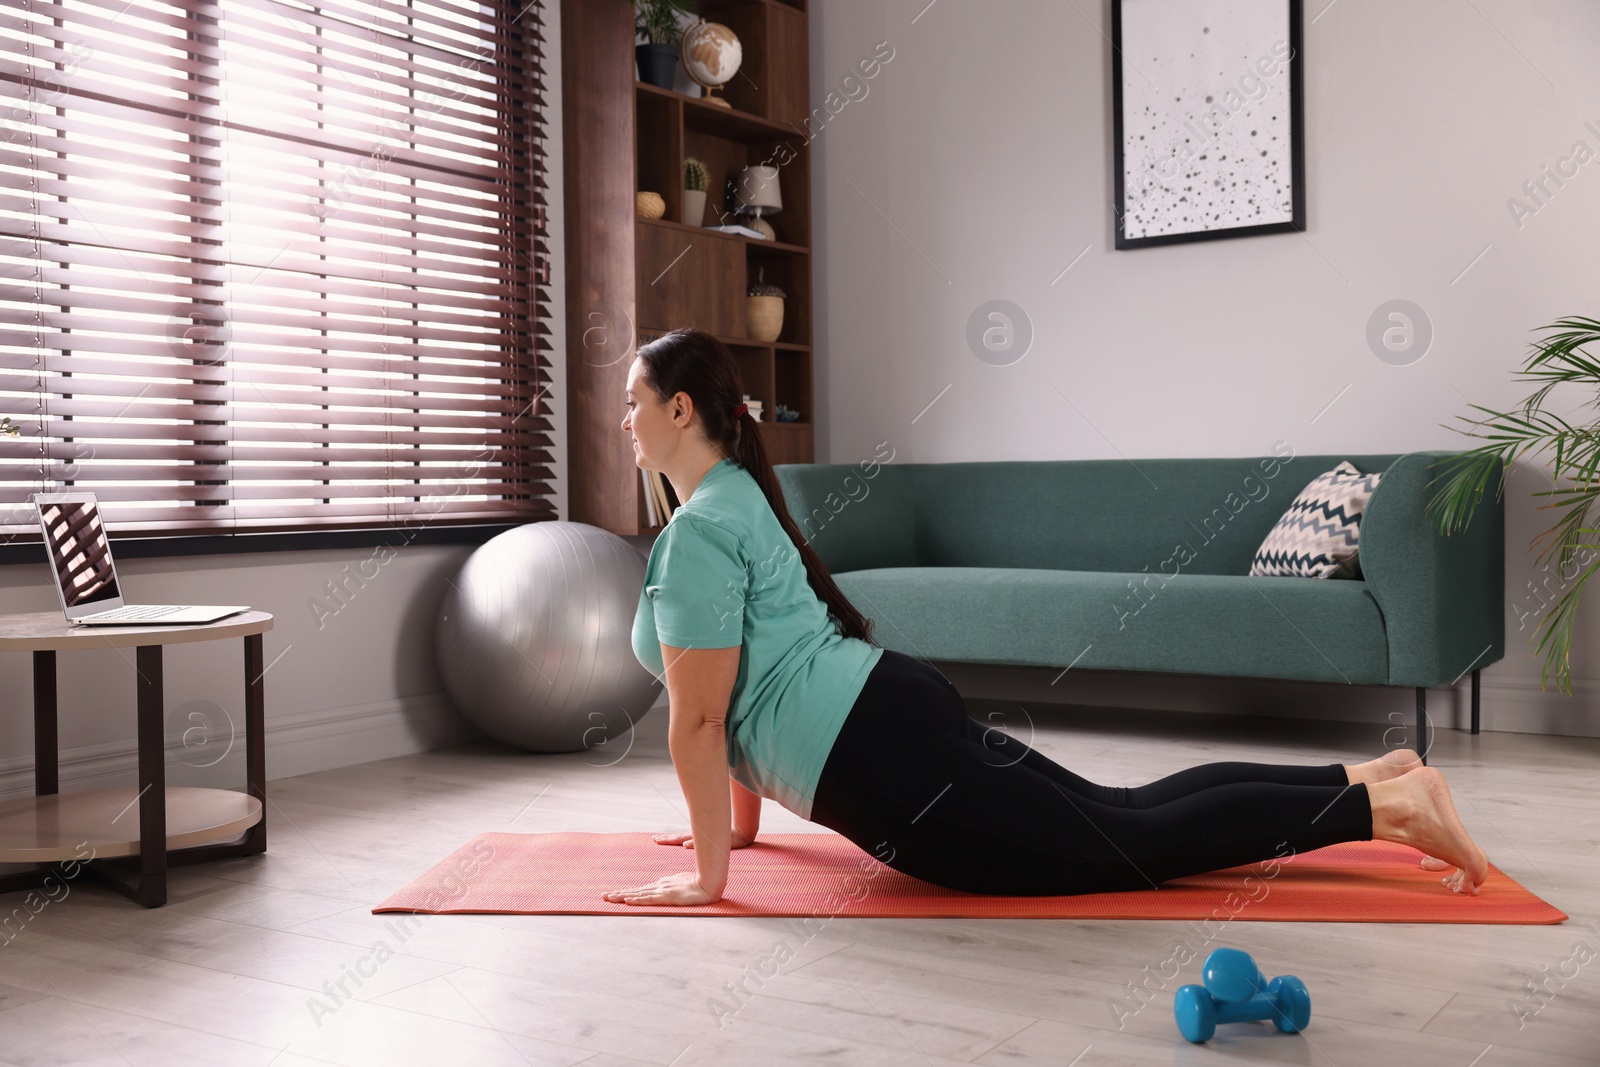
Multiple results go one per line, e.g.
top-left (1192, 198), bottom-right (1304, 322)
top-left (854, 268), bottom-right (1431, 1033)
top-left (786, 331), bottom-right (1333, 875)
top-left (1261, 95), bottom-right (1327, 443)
top-left (810, 0), bottom-right (1600, 737)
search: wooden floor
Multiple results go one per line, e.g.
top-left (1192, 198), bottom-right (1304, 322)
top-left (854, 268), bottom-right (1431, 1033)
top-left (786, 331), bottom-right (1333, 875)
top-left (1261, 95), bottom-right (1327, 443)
top-left (0, 697), bottom-right (1596, 1066)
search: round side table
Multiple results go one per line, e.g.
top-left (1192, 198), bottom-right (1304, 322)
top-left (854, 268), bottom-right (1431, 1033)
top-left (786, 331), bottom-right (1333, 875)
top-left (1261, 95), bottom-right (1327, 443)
top-left (0, 610), bottom-right (274, 907)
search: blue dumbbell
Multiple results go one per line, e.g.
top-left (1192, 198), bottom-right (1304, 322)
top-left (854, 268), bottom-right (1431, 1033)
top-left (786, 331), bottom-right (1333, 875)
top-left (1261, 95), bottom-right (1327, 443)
top-left (1173, 947), bottom-right (1311, 1043)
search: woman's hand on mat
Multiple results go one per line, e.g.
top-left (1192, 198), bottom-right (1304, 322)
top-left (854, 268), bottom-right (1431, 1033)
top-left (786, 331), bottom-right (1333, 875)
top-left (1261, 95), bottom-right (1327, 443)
top-left (603, 871), bottom-right (722, 906)
top-left (653, 829), bottom-right (755, 850)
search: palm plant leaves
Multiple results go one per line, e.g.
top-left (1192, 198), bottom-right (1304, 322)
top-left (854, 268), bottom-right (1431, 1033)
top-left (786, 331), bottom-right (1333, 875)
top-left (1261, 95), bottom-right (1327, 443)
top-left (634, 0), bottom-right (693, 45)
top-left (1427, 315), bottom-right (1600, 694)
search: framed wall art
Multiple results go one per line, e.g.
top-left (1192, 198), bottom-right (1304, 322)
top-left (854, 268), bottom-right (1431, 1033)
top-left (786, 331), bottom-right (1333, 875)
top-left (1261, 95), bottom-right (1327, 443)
top-left (1111, 0), bottom-right (1305, 249)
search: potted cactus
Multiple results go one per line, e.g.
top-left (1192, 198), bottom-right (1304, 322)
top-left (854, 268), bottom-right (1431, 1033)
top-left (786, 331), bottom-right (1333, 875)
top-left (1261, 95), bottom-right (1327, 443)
top-left (683, 157), bottom-right (709, 226)
top-left (747, 268), bottom-right (786, 343)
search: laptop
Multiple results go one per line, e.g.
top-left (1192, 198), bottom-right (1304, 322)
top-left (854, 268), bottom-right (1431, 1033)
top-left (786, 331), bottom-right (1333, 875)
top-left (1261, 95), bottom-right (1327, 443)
top-left (34, 492), bottom-right (251, 625)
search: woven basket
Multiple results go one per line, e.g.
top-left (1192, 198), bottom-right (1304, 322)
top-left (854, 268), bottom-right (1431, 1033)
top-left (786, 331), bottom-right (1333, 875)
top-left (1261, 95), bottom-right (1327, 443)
top-left (635, 191), bottom-right (665, 220)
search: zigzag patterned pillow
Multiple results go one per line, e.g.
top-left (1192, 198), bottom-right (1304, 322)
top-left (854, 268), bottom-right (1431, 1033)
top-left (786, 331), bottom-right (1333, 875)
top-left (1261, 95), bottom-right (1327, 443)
top-left (1248, 461), bottom-right (1383, 579)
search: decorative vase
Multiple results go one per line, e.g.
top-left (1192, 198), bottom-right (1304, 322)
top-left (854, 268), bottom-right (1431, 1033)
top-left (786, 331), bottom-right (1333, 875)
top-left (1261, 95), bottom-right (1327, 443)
top-left (747, 295), bottom-right (784, 342)
top-left (636, 44), bottom-right (679, 90)
top-left (682, 188), bottom-right (706, 226)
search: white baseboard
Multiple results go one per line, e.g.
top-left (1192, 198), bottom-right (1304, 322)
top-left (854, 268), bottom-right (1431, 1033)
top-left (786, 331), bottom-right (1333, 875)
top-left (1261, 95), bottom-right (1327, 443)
top-left (0, 692), bottom-right (489, 800)
top-left (1466, 672), bottom-right (1600, 738)
top-left (258, 692), bottom-right (491, 780)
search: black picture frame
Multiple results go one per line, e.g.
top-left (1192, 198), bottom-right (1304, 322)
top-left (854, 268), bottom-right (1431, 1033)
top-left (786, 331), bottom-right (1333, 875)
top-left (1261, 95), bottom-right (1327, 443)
top-left (1111, 0), bottom-right (1305, 250)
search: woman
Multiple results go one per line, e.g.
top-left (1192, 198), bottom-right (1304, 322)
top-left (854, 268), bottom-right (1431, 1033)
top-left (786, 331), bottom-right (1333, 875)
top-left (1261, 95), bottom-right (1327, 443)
top-left (607, 329), bottom-right (1489, 907)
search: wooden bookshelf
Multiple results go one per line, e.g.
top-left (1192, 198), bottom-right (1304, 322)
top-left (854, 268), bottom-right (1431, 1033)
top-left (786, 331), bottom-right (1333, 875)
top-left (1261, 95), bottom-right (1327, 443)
top-left (562, 0), bottom-right (814, 535)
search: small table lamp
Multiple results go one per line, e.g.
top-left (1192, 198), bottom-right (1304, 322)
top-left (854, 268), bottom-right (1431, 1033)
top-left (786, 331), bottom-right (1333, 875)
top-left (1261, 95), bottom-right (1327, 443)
top-left (732, 164), bottom-right (782, 240)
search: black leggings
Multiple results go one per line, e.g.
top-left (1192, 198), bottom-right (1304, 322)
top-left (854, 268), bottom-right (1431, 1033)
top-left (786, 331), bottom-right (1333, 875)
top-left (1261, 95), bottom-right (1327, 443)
top-left (811, 649), bottom-right (1374, 895)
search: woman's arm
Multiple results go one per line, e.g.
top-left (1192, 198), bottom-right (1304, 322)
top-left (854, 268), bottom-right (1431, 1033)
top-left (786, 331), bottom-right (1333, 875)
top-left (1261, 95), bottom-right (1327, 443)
top-left (731, 774), bottom-right (762, 845)
top-left (605, 642), bottom-right (742, 906)
top-left (654, 773), bottom-right (761, 849)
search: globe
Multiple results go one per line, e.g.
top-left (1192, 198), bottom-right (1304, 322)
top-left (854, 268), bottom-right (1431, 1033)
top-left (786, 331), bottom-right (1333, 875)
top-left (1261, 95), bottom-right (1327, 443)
top-left (682, 20), bottom-right (742, 107)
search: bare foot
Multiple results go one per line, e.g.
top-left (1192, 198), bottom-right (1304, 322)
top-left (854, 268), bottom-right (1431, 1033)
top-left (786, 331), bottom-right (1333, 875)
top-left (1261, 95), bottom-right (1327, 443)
top-left (1365, 750), bottom-right (1453, 870)
top-left (1369, 767), bottom-right (1490, 894)
top-left (1373, 751), bottom-right (1449, 871)
top-left (1344, 748), bottom-right (1424, 786)
top-left (1408, 767), bottom-right (1478, 876)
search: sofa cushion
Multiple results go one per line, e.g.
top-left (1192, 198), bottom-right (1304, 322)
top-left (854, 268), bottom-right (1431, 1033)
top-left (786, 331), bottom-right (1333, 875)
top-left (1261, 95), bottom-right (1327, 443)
top-left (899, 454), bottom-right (1399, 576)
top-left (835, 567), bottom-right (1388, 685)
top-left (776, 461), bottom-right (916, 571)
top-left (1249, 461), bottom-right (1383, 579)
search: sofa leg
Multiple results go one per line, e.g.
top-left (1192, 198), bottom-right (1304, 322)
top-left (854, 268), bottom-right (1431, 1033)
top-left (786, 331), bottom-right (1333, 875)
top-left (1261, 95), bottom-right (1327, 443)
top-left (1416, 687), bottom-right (1428, 765)
top-left (1471, 669), bottom-right (1480, 735)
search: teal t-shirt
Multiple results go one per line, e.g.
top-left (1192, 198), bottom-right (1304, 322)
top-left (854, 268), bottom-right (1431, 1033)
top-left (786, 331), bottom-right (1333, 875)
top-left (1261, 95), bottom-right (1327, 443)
top-left (630, 457), bottom-right (883, 820)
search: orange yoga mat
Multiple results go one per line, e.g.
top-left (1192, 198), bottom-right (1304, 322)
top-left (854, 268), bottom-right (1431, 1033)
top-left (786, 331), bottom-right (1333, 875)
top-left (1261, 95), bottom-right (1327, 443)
top-left (373, 832), bottom-right (1568, 923)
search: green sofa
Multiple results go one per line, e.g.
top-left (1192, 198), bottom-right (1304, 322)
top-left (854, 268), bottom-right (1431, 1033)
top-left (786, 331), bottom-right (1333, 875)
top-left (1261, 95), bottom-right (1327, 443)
top-left (774, 450), bottom-right (1505, 755)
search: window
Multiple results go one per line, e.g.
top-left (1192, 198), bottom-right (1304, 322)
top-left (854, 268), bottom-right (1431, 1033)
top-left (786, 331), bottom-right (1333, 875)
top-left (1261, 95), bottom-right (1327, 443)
top-left (0, 0), bottom-right (555, 544)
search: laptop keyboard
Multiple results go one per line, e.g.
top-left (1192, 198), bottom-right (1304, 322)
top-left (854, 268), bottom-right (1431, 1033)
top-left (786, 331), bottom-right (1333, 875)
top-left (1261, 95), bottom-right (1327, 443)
top-left (87, 604), bottom-right (187, 620)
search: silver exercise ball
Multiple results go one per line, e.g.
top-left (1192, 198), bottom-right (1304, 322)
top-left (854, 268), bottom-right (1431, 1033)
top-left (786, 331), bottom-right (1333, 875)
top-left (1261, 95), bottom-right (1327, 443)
top-left (435, 521), bottom-right (659, 753)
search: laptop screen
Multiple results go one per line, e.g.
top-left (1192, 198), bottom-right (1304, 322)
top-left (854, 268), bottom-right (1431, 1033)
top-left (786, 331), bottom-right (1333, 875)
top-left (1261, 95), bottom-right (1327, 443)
top-left (38, 498), bottom-right (121, 608)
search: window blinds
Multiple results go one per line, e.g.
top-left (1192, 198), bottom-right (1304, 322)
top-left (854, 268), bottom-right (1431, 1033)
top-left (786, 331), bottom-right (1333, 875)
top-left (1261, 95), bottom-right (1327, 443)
top-left (0, 0), bottom-right (554, 537)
